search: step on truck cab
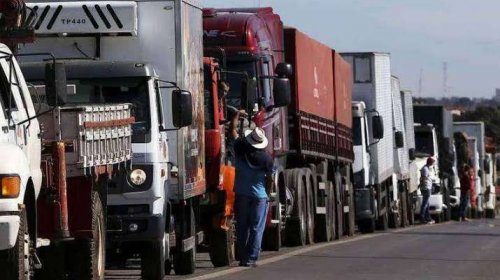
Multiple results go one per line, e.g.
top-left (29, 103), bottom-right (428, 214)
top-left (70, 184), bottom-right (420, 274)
top-left (414, 105), bottom-right (455, 222)
top-left (343, 52), bottom-right (394, 234)
top-left (20, 0), bottom-right (202, 278)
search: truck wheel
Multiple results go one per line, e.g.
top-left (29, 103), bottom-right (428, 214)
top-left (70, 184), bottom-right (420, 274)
top-left (376, 210), bottom-right (388, 231)
top-left (305, 170), bottom-right (315, 245)
top-left (141, 236), bottom-right (168, 280)
top-left (209, 220), bottom-right (236, 267)
top-left (315, 180), bottom-right (333, 242)
top-left (173, 205), bottom-right (196, 275)
top-left (286, 169), bottom-right (307, 246)
top-left (346, 180), bottom-right (356, 236)
top-left (69, 191), bottom-right (105, 280)
top-left (334, 172), bottom-right (343, 239)
top-left (486, 209), bottom-right (495, 219)
top-left (407, 192), bottom-right (416, 225)
top-left (389, 201), bottom-right (401, 229)
top-left (0, 208), bottom-right (33, 280)
top-left (358, 218), bottom-right (375, 234)
top-left (400, 187), bottom-right (408, 228)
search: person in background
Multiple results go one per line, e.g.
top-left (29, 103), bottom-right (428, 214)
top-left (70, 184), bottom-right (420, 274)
top-left (230, 116), bottom-right (273, 267)
top-left (459, 165), bottom-right (473, 222)
top-left (420, 157), bottom-right (435, 224)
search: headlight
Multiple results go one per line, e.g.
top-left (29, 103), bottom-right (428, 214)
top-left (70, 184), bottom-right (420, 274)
top-left (1, 176), bottom-right (20, 198)
top-left (129, 169), bottom-right (147, 186)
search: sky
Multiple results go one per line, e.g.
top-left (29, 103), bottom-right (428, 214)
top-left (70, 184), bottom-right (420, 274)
top-left (203, 0), bottom-right (500, 98)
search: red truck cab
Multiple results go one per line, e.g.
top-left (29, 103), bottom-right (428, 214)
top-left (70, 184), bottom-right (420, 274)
top-left (203, 7), bottom-right (290, 156)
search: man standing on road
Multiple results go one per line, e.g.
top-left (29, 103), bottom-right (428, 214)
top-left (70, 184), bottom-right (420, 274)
top-left (230, 114), bottom-right (273, 267)
top-left (459, 165), bottom-right (473, 222)
top-left (420, 157), bottom-right (435, 224)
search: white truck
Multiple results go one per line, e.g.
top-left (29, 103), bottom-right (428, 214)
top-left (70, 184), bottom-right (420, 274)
top-left (0, 43), bottom-right (134, 280)
top-left (343, 52), bottom-right (394, 233)
top-left (453, 122), bottom-right (486, 218)
top-left (413, 105), bottom-right (455, 222)
top-left (400, 90), bottom-right (417, 225)
top-left (19, 0), bottom-right (203, 278)
top-left (390, 76), bottom-right (409, 228)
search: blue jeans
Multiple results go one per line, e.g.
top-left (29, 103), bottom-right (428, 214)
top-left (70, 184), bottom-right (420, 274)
top-left (420, 189), bottom-right (431, 221)
top-left (234, 195), bottom-right (268, 265)
top-left (459, 192), bottom-right (469, 219)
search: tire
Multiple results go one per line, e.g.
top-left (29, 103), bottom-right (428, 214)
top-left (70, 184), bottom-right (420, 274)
top-left (141, 235), bottom-right (168, 280)
top-left (315, 180), bottom-right (333, 242)
top-left (443, 188), bottom-right (452, 221)
top-left (304, 169), bottom-right (315, 245)
top-left (68, 191), bottom-right (106, 280)
top-left (286, 169), bottom-right (307, 246)
top-left (485, 209), bottom-right (496, 219)
top-left (0, 208), bottom-right (33, 280)
top-left (358, 218), bottom-right (375, 234)
top-left (173, 205), bottom-right (196, 275)
top-left (400, 187), bottom-right (408, 228)
top-left (407, 192), bottom-right (416, 226)
top-left (334, 172), bottom-right (343, 239)
top-left (345, 180), bottom-right (356, 237)
top-left (209, 221), bottom-right (236, 267)
top-left (432, 213), bottom-right (442, 223)
top-left (376, 210), bottom-right (388, 231)
top-left (327, 182), bottom-right (336, 241)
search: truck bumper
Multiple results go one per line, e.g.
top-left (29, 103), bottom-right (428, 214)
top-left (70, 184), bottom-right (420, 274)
top-left (0, 214), bottom-right (20, 250)
top-left (107, 214), bottom-right (165, 242)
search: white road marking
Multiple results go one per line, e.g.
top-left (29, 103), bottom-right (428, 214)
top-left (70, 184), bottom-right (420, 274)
top-left (186, 222), bottom-right (445, 280)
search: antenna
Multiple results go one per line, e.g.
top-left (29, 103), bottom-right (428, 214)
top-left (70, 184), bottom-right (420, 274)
top-left (418, 68), bottom-right (423, 97)
top-left (443, 62), bottom-right (448, 98)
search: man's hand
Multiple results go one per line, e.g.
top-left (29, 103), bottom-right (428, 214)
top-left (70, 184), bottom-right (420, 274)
top-left (265, 173), bottom-right (274, 196)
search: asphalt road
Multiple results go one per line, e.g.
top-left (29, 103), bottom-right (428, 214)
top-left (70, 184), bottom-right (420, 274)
top-left (106, 218), bottom-right (500, 280)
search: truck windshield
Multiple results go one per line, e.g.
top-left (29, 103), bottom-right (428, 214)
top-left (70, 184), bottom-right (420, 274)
top-left (67, 77), bottom-right (151, 143)
top-left (353, 117), bottom-right (362, 146)
top-left (225, 61), bottom-right (257, 109)
top-left (415, 131), bottom-right (434, 156)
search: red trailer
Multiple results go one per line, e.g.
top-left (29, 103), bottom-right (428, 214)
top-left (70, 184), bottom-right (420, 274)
top-left (204, 9), bottom-right (354, 251)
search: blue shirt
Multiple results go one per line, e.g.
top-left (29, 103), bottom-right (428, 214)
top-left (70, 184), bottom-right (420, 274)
top-left (233, 138), bottom-right (274, 199)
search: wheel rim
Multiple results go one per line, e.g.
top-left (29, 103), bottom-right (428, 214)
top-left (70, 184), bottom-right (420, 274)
top-left (97, 215), bottom-right (105, 277)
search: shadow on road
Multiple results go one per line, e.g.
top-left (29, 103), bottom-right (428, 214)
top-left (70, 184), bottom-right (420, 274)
top-left (294, 254), bottom-right (500, 263)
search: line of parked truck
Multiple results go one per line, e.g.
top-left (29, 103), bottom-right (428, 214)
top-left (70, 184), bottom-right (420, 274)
top-left (0, 1), bottom-right (496, 280)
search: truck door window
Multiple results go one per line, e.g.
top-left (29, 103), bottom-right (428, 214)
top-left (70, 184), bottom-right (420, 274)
top-left (353, 56), bottom-right (372, 83)
top-left (0, 60), bottom-right (18, 115)
top-left (261, 60), bottom-right (272, 105)
top-left (225, 61), bottom-right (257, 109)
top-left (353, 117), bottom-right (362, 145)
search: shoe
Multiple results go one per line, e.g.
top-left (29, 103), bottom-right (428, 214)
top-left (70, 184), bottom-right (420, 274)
top-left (426, 220), bottom-right (435, 224)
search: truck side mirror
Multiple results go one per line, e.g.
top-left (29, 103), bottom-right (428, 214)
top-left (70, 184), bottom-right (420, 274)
top-left (409, 148), bottom-right (416, 161)
top-left (395, 131), bottom-right (404, 148)
top-left (275, 63), bottom-right (293, 78)
top-left (273, 78), bottom-right (291, 107)
top-left (45, 62), bottom-right (67, 106)
top-left (372, 115), bottom-right (384, 139)
top-left (172, 90), bottom-right (193, 128)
